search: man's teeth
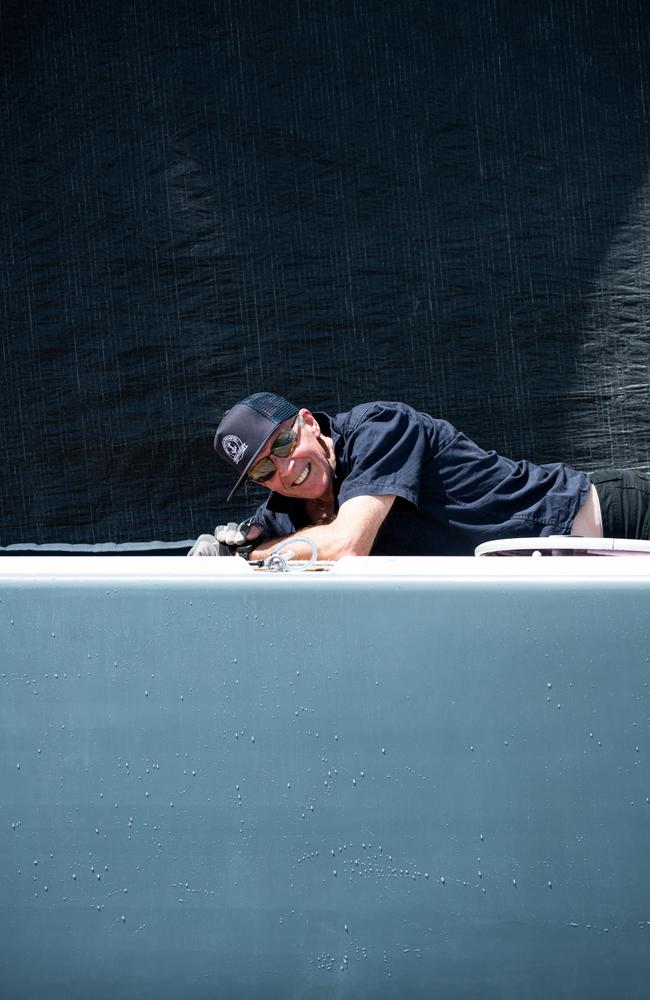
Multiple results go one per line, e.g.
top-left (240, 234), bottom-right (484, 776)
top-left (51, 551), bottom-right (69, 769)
top-left (293, 464), bottom-right (310, 486)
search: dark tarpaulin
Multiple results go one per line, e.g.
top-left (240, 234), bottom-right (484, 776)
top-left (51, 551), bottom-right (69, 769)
top-left (1, 0), bottom-right (650, 545)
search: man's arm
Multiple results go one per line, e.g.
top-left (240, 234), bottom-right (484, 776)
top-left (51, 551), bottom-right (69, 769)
top-left (247, 494), bottom-right (396, 561)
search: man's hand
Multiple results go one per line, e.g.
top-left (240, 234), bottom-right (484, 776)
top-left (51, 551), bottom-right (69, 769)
top-left (187, 534), bottom-right (227, 557)
top-left (214, 517), bottom-right (263, 557)
top-left (187, 518), bottom-right (263, 558)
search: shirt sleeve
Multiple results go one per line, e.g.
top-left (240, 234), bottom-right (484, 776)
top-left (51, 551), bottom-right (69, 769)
top-left (336, 403), bottom-right (427, 507)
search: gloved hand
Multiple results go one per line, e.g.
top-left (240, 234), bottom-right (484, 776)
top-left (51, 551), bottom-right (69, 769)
top-left (187, 533), bottom-right (230, 557)
top-left (214, 516), bottom-right (262, 558)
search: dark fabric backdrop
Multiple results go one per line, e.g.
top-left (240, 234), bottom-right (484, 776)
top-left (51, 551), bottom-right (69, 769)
top-left (2, 0), bottom-right (650, 544)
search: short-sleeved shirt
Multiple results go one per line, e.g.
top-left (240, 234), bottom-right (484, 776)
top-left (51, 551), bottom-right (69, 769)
top-left (250, 401), bottom-right (592, 556)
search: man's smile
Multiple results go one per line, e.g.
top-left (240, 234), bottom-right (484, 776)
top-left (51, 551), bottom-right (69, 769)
top-left (292, 463), bottom-right (310, 487)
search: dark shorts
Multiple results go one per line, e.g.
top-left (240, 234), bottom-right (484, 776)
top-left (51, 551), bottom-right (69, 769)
top-left (591, 470), bottom-right (650, 540)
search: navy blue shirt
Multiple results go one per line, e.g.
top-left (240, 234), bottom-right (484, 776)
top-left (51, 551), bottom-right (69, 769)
top-left (250, 401), bottom-right (592, 556)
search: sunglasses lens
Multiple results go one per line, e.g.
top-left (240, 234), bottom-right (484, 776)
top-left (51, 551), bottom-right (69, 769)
top-left (248, 423), bottom-right (299, 483)
top-left (248, 457), bottom-right (275, 482)
top-left (272, 430), bottom-right (296, 457)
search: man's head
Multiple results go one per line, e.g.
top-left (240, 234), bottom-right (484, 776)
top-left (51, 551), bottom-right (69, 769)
top-left (214, 392), bottom-right (335, 502)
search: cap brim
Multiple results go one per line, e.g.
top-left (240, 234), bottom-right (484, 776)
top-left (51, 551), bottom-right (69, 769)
top-left (225, 435), bottom-right (273, 502)
top-left (226, 469), bottom-right (249, 502)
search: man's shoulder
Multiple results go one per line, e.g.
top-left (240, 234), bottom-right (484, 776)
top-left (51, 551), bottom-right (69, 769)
top-left (333, 400), bottom-right (424, 432)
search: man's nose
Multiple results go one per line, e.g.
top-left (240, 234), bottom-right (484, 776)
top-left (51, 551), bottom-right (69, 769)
top-left (271, 453), bottom-right (294, 482)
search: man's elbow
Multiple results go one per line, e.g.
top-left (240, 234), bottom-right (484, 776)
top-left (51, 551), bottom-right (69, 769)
top-left (333, 531), bottom-right (374, 559)
top-left (329, 495), bottom-right (393, 559)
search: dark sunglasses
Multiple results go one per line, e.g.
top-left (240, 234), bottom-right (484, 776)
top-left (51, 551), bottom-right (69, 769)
top-left (248, 418), bottom-right (301, 483)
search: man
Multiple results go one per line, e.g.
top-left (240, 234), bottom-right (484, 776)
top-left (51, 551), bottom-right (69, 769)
top-left (190, 392), bottom-right (650, 559)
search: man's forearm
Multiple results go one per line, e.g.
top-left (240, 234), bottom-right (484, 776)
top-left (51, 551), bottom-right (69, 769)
top-left (246, 494), bottom-right (395, 562)
top-left (248, 524), bottom-right (351, 562)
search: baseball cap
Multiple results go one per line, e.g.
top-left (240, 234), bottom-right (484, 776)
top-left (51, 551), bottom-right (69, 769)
top-left (214, 392), bottom-right (299, 501)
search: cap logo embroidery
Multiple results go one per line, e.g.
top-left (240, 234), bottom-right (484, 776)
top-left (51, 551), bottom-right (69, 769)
top-left (222, 434), bottom-right (248, 465)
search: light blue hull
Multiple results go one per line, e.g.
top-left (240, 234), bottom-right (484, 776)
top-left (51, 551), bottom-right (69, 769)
top-left (1, 557), bottom-right (649, 998)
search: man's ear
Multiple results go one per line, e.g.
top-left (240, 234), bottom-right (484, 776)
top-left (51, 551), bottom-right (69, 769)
top-left (298, 408), bottom-right (320, 436)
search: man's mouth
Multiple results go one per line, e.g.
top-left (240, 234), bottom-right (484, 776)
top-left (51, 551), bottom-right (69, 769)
top-left (293, 463), bottom-right (310, 487)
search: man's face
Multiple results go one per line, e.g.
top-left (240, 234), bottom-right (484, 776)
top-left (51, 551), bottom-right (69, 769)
top-left (250, 409), bottom-right (334, 500)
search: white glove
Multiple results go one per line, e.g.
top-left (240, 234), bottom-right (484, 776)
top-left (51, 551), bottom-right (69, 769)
top-left (214, 517), bottom-right (260, 557)
top-left (187, 533), bottom-right (230, 557)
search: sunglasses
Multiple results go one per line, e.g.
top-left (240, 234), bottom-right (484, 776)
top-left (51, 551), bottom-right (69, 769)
top-left (248, 418), bottom-right (301, 483)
